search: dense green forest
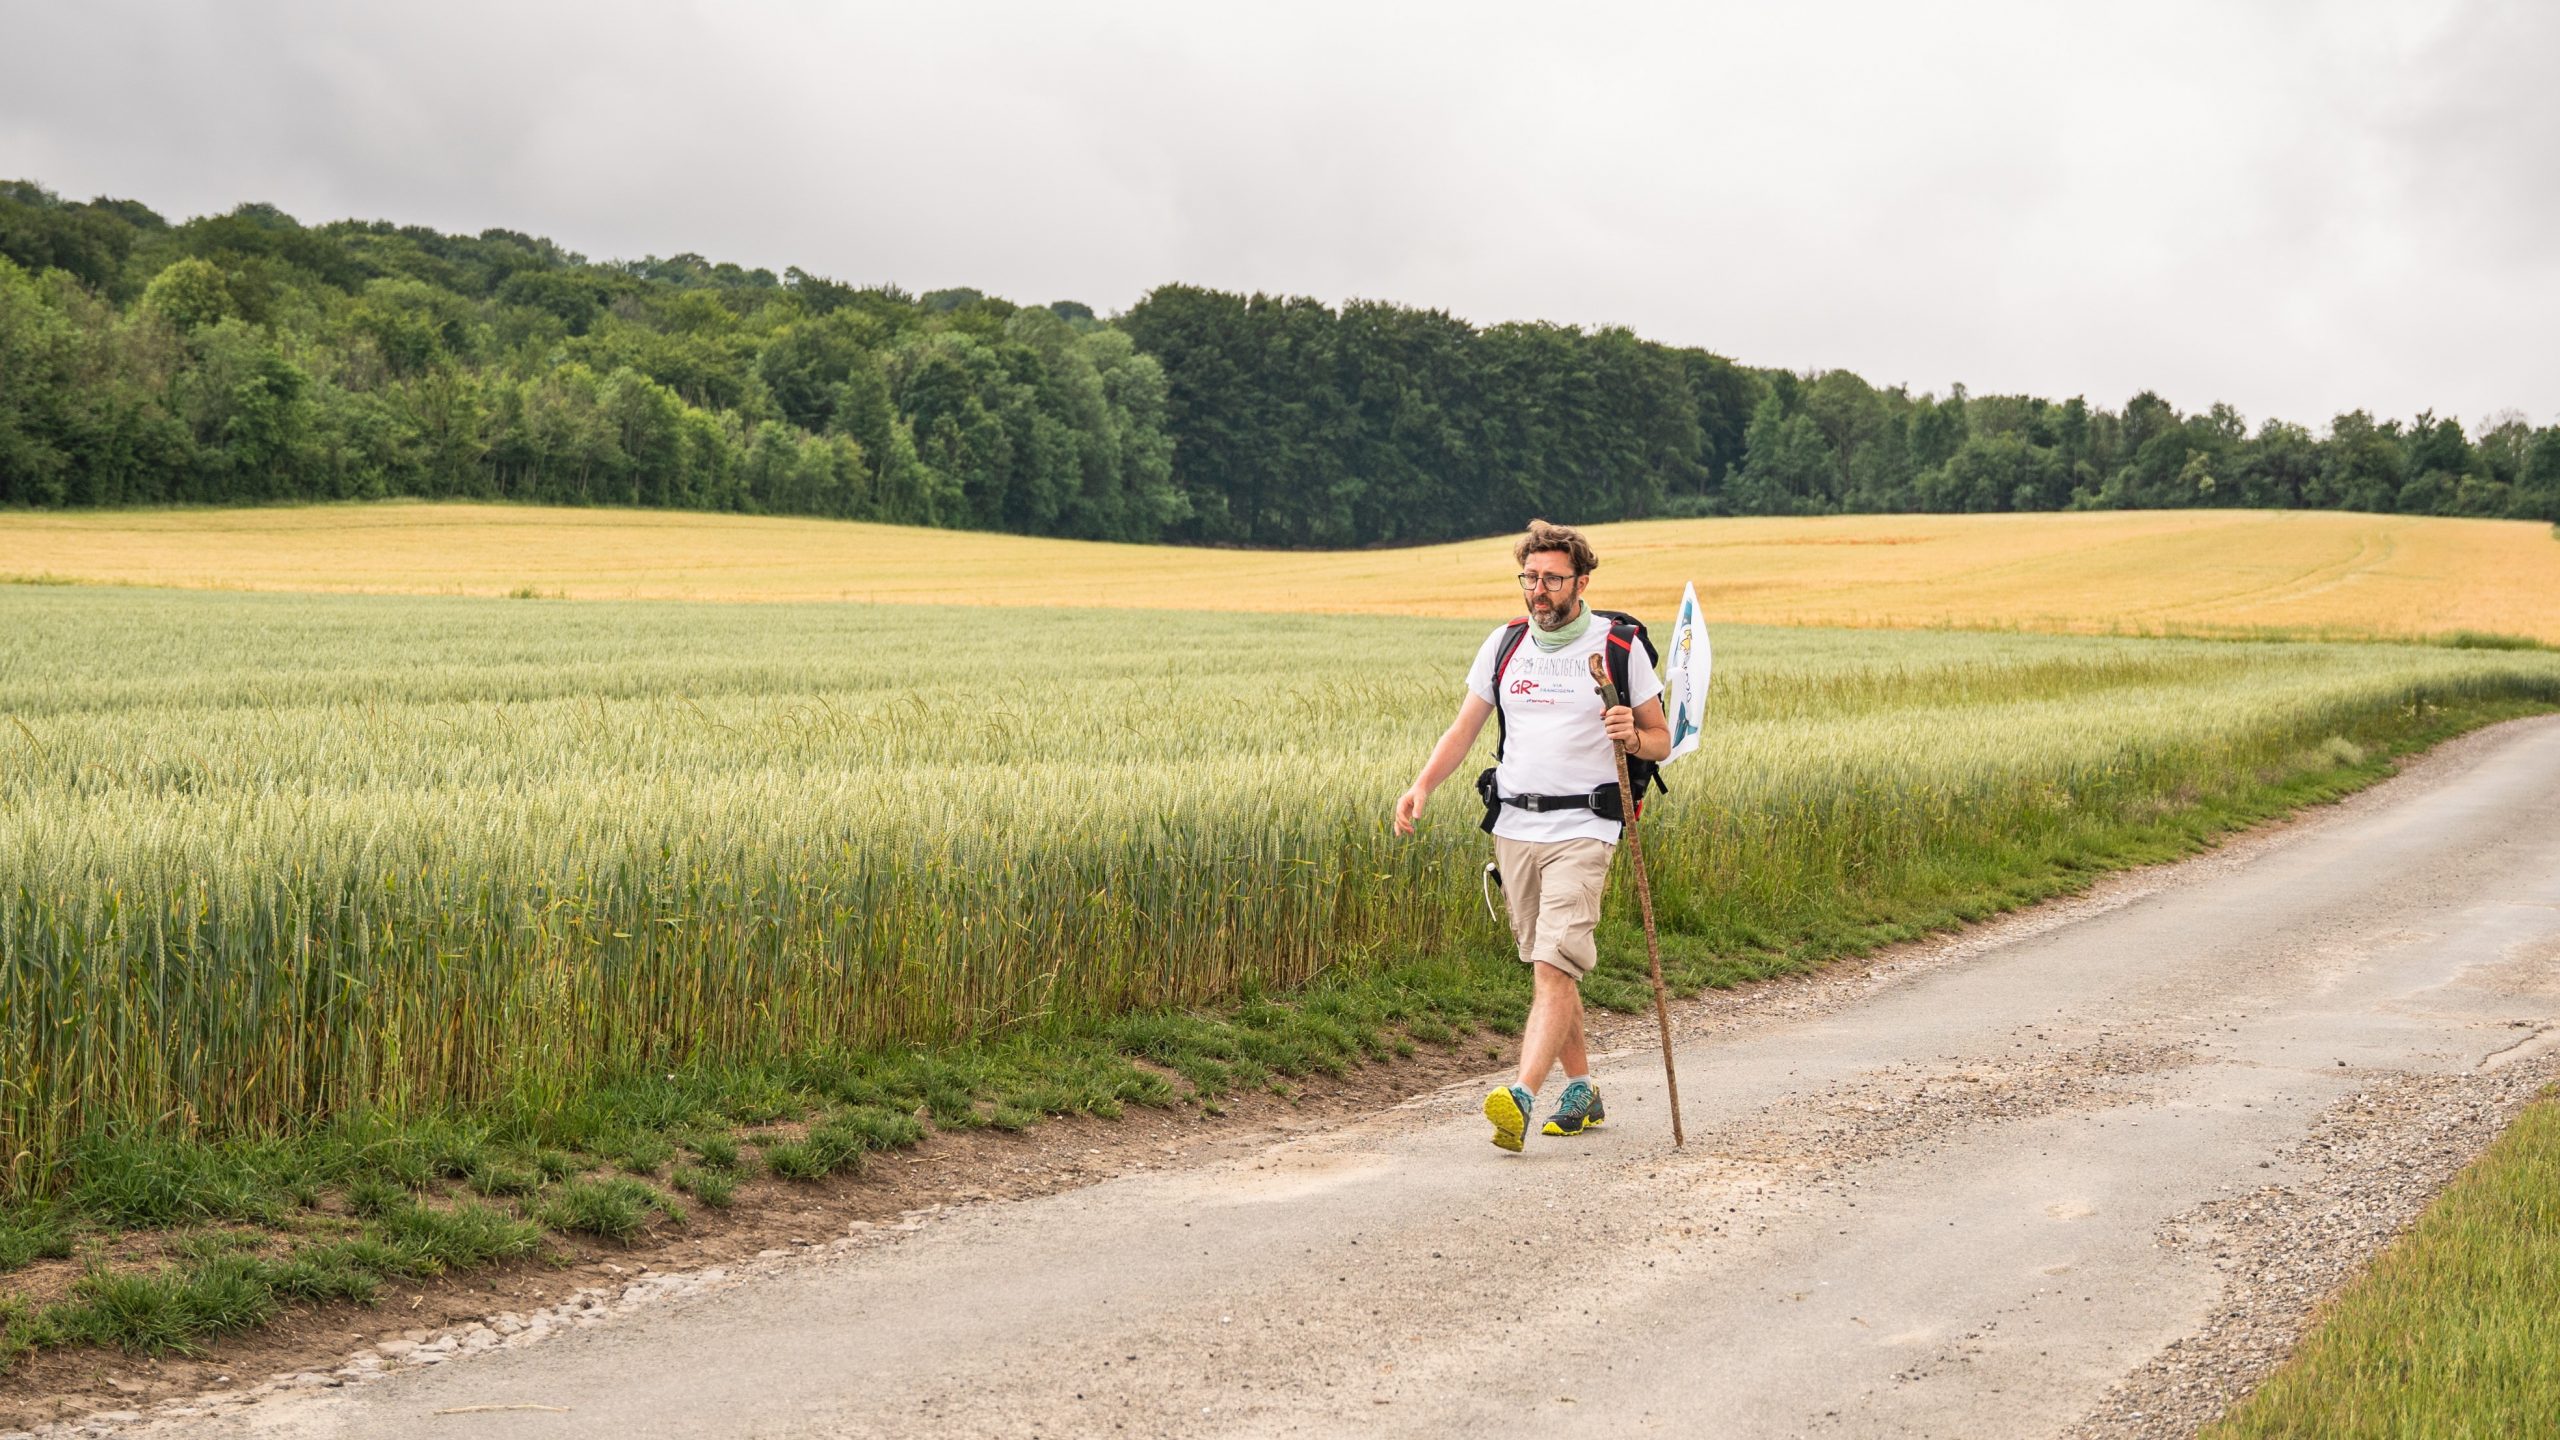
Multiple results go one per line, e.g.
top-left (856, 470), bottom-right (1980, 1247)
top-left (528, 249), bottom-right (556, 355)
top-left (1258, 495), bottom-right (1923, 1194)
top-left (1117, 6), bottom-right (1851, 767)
top-left (4, 179), bottom-right (2556, 546)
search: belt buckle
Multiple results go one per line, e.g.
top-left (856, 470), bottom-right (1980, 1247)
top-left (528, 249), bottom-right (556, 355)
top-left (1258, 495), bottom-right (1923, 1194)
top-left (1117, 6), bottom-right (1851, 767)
top-left (1523, 795), bottom-right (1544, 812)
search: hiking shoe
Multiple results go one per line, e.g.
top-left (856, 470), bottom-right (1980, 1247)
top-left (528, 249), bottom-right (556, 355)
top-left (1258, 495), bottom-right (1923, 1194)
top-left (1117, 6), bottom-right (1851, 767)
top-left (1484, 1084), bottom-right (1535, 1153)
top-left (1542, 1079), bottom-right (1606, 1136)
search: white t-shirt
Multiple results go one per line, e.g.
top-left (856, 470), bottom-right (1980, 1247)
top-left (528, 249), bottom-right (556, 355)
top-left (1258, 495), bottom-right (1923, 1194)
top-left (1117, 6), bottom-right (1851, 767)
top-left (1464, 617), bottom-right (1663, 843)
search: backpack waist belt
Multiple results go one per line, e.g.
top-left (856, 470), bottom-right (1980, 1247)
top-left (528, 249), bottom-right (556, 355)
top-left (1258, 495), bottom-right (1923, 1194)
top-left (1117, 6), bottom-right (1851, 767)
top-left (1500, 789), bottom-right (1611, 813)
top-left (1476, 769), bottom-right (1628, 831)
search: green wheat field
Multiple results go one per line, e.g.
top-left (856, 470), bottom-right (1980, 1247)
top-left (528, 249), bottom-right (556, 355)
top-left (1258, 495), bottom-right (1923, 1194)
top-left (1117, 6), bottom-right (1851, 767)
top-left (10, 585), bottom-right (2560, 1190)
top-left (5, 581), bottom-right (2560, 1386)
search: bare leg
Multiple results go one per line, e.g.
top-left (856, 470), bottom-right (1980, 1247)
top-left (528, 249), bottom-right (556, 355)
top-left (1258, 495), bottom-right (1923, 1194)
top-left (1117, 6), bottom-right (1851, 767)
top-left (1561, 994), bottom-right (1590, 1079)
top-left (1516, 961), bottom-right (1586, 1093)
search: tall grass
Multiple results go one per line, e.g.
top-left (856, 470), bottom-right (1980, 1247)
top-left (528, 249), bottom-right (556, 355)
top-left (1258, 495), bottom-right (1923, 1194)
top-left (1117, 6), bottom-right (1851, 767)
top-left (5, 588), bottom-right (2559, 1193)
top-left (2203, 1092), bottom-right (2560, 1438)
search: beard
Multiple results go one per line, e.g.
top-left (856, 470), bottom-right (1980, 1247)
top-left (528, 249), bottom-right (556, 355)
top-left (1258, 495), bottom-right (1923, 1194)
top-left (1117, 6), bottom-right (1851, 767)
top-left (1530, 596), bottom-right (1581, 631)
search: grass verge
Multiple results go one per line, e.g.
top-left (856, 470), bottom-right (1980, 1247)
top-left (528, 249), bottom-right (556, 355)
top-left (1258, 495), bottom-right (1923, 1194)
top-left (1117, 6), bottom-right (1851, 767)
top-left (2203, 1088), bottom-right (2560, 1439)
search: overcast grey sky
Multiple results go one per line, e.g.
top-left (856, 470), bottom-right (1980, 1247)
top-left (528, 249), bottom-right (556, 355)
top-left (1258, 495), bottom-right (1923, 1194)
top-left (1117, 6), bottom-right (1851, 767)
top-left (5, 0), bottom-right (2552, 430)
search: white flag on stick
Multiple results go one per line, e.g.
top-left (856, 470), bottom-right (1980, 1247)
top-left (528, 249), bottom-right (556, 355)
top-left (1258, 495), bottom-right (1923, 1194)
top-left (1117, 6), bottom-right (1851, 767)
top-left (1662, 581), bottom-right (1711, 765)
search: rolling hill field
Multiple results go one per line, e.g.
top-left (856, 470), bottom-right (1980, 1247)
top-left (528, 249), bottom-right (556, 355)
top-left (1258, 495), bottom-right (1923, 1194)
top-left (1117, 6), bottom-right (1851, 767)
top-left (4, 503), bottom-right (2555, 643)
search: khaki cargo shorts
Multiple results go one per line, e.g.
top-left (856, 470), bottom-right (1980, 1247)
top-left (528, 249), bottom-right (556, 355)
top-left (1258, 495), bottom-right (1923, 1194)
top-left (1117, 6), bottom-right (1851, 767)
top-left (1493, 835), bottom-right (1614, 981)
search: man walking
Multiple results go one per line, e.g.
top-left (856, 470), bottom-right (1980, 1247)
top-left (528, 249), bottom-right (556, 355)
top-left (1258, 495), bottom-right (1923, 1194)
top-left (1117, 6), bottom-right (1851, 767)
top-left (1393, 519), bottom-right (1669, 1151)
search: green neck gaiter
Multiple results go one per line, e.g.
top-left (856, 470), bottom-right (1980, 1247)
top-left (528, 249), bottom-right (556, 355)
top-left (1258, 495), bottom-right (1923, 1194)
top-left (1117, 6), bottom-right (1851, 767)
top-left (1529, 601), bottom-right (1593, 652)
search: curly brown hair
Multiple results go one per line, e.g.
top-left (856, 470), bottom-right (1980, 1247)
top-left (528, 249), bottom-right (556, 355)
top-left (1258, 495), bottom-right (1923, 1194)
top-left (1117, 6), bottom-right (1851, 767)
top-left (1512, 518), bottom-right (1598, 576)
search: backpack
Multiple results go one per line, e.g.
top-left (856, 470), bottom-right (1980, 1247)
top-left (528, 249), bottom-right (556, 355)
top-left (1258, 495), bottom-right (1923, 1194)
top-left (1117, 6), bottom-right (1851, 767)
top-left (1478, 609), bottom-right (1668, 828)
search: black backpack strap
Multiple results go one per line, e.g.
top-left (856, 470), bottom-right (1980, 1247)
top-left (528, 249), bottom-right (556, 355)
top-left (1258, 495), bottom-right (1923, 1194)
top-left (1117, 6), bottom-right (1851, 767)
top-left (1603, 619), bottom-right (1670, 803)
top-left (1591, 609), bottom-right (1660, 666)
top-left (1604, 622), bottom-right (1637, 708)
top-left (1488, 618), bottom-right (1532, 761)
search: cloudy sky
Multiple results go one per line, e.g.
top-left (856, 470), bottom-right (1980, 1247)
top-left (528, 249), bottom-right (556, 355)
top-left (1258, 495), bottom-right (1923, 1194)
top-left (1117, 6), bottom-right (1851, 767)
top-left (5, 0), bottom-right (2551, 429)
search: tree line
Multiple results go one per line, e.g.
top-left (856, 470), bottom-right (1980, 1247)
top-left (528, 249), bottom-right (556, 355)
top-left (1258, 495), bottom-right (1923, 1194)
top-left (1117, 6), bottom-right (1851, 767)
top-left (5, 179), bottom-right (2555, 546)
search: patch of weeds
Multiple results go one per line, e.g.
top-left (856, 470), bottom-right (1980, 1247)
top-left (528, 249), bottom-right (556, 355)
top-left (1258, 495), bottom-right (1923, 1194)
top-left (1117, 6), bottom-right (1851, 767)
top-left (826, 1108), bottom-right (924, 1154)
top-left (419, 1123), bottom-right (492, 1181)
top-left (540, 1179), bottom-right (679, 1242)
top-left (758, 1137), bottom-right (848, 1182)
top-left (343, 1174), bottom-right (409, 1219)
top-left (64, 1254), bottom-right (279, 1355)
top-left (717, 1087), bottom-right (798, 1126)
top-left (63, 1132), bottom-right (291, 1229)
top-left (670, 1166), bottom-right (735, 1209)
top-left (466, 1157), bottom-right (541, 1198)
top-left (686, 1133), bottom-right (741, 1172)
top-left (1404, 1015), bottom-right (1455, 1045)
top-left (532, 1070), bottom-right (790, 1156)
top-left (764, 1106), bottom-right (913, 1181)
top-left (529, 1148), bottom-right (583, 1181)
top-left (1015, 1050), bottom-right (1173, 1121)
top-left (1107, 1012), bottom-right (1257, 1095)
top-left (0, 1205), bottom-right (73, 1272)
top-left (1003, 1074), bottom-right (1110, 1121)
top-left (262, 1246), bottom-right (382, 1305)
top-left (354, 1139), bottom-right (436, 1191)
top-left (164, 1230), bottom-right (267, 1264)
top-left (22, 1225), bottom-right (486, 1364)
top-left (371, 1201), bottom-right (543, 1274)
top-left (829, 1074), bottom-right (910, 1112)
top-left (924, 1085), bottom-right (988, 1131)
top-left (600, 1130), bottom-right (675, 1176)
top-left (1, 1295), bottom-right (48, 1374)
top-left (297, 1235), bottom-right (421, 1284)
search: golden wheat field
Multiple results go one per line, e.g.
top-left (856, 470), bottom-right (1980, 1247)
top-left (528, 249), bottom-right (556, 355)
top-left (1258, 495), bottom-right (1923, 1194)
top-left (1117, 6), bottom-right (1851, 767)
top-left (4, 504), bottom-right (2555, 641)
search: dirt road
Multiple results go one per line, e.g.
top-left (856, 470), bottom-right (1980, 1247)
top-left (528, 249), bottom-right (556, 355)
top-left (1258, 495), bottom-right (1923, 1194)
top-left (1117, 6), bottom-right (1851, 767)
top-left (121, 716), bottom-right (2560, 1440)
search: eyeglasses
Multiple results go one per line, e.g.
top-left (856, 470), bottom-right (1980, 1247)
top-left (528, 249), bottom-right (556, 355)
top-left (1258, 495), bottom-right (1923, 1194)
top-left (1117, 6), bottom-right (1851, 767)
top-left (1516, 572), bottom-right (1580, 593)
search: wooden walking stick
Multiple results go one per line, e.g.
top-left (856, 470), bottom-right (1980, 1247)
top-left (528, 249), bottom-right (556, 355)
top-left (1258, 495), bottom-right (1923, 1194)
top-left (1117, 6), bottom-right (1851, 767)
top-left (1589, 652), bottom-right (1685, 1147)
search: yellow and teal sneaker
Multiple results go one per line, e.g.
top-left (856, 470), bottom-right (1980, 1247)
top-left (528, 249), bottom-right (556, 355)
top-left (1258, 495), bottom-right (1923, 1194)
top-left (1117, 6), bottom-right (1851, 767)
top-left (1542, 1078), bottom-right (1605, 1136)
top-left (1484, 1084), bottom-right (1535, 1152)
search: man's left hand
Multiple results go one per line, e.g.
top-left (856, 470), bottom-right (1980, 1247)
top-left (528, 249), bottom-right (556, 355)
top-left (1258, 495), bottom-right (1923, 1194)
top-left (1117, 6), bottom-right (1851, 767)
top-left (1602, 704), bottom-right (1637, 748)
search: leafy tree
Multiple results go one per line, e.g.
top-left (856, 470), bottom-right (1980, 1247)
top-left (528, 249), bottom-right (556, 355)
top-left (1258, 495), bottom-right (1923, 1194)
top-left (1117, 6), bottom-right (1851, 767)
top-left (2237, 421), bottom-right (2319, 507)
top-left (1907, 391), bottom-right (1968, 474)
top-left (1731, 394), bottom-right (1832, 515)
top-left (0, 181), bottom-right (156, 296)
top-left (141, 256), bottom-right (233, 333)
top-left (1675, 348), bottom-right (1760, 501)
top-left (2323, 411), bottom-right (2405, 514)
top-left (0, 257), bottom-right (79, 504)
top-left (2515, 429), bottom-right (2560, 522)
top-left (497, 270), bottom-right (603, 334)
top-left (1921, 433), bottom-right (2056, 513)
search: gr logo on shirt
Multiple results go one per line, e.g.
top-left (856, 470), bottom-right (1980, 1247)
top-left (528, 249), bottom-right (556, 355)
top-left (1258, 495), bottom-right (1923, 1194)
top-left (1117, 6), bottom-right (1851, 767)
top-left (1506, 651), bottom-right (1593, 706)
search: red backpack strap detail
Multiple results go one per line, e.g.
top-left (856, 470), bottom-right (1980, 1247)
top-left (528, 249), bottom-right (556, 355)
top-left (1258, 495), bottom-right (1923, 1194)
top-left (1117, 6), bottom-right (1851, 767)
top-left (1605, 622), bottom-right (1637, 703)
top-left (1490, 618), bottom-right (1532, 761)
top-left (1493, 618), bottom-right (1532, 682)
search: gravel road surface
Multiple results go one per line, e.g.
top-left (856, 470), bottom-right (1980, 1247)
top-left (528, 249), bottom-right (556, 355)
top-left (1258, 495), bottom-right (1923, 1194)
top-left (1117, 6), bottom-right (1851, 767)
top-left (100, 716), bottom-right (2560, 1440)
